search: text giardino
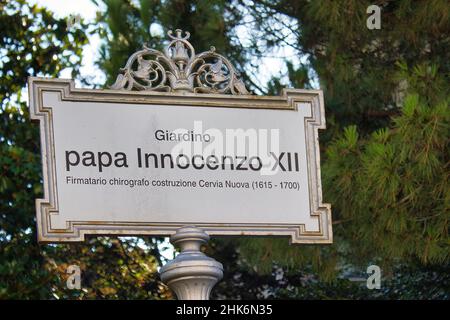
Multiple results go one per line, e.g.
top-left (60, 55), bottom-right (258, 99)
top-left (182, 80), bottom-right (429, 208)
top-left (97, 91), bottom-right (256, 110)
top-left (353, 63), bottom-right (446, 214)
top-left (64, 148), bottom-right (302, 173)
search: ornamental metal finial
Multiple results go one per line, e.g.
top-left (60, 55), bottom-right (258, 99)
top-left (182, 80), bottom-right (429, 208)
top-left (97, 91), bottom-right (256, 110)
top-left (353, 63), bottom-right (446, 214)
top-left (111, 29), bottom-right (249, 95)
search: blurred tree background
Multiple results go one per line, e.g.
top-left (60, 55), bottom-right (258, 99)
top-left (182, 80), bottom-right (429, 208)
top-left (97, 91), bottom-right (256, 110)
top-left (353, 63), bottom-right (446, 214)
top-left (0, 0), bottom-right (448, 299)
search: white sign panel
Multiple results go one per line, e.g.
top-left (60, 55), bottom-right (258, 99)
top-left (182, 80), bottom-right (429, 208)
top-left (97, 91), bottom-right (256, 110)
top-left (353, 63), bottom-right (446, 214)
top-left (28, 78), bottom-right (332, 243)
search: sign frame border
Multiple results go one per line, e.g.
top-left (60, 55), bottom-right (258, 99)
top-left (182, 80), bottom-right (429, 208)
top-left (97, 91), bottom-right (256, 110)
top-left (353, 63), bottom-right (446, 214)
top-left (28, 77), bottom-right (332, 244)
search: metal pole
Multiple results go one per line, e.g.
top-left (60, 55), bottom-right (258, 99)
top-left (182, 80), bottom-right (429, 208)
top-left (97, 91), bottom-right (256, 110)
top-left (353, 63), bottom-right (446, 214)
top-left (160, 226), bottom-right (223, 300)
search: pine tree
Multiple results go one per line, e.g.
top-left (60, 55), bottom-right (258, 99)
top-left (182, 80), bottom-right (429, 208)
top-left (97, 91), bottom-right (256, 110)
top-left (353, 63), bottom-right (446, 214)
top-left (234, 0), bottom-right (449, 284)
top-left (324, 63), bottom-right (449, 268)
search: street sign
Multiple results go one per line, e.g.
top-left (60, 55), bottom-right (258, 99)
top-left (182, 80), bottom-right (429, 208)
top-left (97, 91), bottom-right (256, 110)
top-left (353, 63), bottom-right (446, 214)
top-left (28, 30), bottom-right (331, 244)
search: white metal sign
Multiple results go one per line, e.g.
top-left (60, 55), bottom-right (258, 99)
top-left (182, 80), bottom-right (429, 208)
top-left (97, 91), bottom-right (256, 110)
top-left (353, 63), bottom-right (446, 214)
top-left (29, 78), bottom-right (331, 243)
top-left (28, 30), bottom-right (331, 244)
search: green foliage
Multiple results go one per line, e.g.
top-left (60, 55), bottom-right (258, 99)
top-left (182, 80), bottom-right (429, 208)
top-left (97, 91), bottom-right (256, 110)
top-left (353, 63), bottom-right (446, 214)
top-left (274, 262), bottom-right (450, 300)
top-left (212, 240), bottom-right (450, 299)
top-left (0, 0), bottom-right (87, 99)
top-left (46, 237), bottom-right (169, 299)
top-left (324, 64), bottom-right (449, 268)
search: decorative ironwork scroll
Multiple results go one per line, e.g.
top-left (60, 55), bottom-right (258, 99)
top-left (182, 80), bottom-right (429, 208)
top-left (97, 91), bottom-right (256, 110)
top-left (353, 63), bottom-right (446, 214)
top-left (111, 29), bottom-right (249, 95)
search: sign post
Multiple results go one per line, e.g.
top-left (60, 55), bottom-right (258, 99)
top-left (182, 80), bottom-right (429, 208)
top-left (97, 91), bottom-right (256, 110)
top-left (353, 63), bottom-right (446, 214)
top-left (29, 29), bottom-right (332, 300)
top-left (159, 226), bottom-right (223, 300)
